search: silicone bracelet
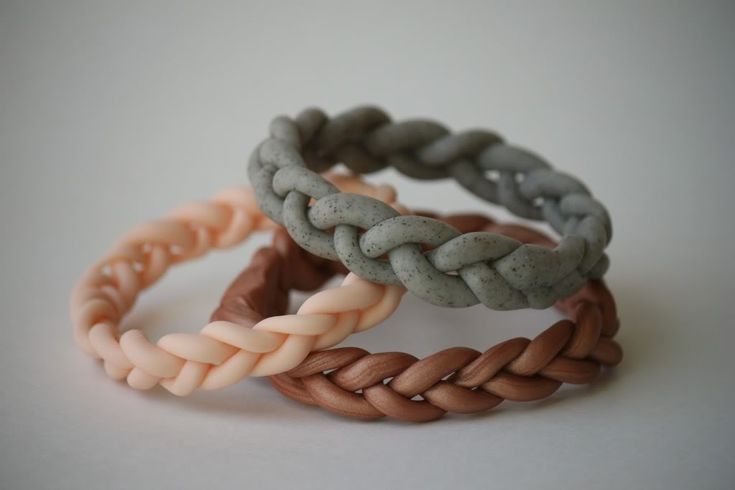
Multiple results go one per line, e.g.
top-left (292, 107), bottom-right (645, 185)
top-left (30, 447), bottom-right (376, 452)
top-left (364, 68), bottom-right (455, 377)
top-left (248, 106), bottom-right (612, 310)
top-left (214, 213), bottom-right (622, 422)
top-left (70, 175), bottom-right (406, 396)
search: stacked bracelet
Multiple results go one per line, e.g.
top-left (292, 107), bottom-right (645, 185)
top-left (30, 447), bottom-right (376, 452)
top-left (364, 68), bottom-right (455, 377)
top-left (70, 175), bottom-right (406, 395)
top-left (70, 107), bottom-right (622, 423)
top-left (249, 106), bottom-right (612, 310)
top-left (214, 213), bottom-right (622, 422)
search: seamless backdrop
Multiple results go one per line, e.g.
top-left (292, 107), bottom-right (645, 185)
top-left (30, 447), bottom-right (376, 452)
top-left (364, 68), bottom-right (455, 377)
top-left (1, 1), bottom-right (734, 489)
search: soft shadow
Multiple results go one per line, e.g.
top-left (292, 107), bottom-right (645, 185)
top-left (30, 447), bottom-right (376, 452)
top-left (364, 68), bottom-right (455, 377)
top-left (95, 275), bottom-right (662, 425)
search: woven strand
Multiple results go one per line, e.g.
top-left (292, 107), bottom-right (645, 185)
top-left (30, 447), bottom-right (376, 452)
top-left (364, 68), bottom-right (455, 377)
top-left (70, 175), bottom-right (406, 396)
top-left (249, 105), bottom-right (612, 309)
top-left (213, 212), bottom-right (622, 422)
top-left (270, 282), bottom-right (620, 422)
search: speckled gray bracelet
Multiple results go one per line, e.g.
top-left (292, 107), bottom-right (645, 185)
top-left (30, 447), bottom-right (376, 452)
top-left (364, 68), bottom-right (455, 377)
top-left (248, 106), bottom-right (612, 310)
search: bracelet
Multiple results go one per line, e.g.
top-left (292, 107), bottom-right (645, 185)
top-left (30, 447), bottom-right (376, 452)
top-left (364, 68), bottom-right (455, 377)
top-left (248, 106), bottom-right (612, 310)
top-left (70, 175), bottom-right (406, 396)
top-left (214, 212), bottom-right (622, 422)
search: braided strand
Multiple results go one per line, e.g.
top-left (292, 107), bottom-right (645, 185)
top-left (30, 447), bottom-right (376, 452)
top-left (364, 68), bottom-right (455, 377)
top-left (250, 106), bottom-right (613, 309)
top-left (71, 176), bottom-right (406, 396)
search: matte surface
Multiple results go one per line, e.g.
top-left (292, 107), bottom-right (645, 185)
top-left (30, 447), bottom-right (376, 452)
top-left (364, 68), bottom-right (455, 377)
top-left (1, 1), bottom-right (734, 489)
top-left (250, 107), bottom-right (611, 308)
top-left (69, 180), bottom-right (406, 393)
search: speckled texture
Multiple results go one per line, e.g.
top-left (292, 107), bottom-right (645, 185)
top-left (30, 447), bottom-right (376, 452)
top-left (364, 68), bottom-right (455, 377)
top-left (248, 105), bottom-right (613, 309)
top-left (360, 216), bottom-right (461, 258)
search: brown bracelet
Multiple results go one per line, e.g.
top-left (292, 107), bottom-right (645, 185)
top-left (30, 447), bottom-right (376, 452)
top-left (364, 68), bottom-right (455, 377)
top-left (211, 214), bottom-right (622, 422)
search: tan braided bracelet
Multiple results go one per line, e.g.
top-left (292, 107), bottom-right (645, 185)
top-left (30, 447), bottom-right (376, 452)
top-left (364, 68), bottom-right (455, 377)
top-left (212, 213), bottom-right (622, 422)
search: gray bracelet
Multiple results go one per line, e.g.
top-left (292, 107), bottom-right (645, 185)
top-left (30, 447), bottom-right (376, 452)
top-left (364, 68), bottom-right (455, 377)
top-left (248, 106), bottom-right (612, 310)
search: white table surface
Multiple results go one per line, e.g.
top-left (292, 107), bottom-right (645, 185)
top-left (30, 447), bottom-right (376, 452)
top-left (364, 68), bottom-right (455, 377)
top-left (2, 1), bottom-right (734, 489)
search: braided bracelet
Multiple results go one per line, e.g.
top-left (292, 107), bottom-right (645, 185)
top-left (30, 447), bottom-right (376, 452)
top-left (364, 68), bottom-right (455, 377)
top-left (70, 175), bottom-right (406, 396)
top-left (214, 213), bottom-right (622, 422)
top-left (249, 106), bottom-right (612, 310)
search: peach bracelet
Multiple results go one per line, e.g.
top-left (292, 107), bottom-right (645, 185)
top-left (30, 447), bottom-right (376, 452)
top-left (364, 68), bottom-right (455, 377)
top-left (70, 174), bottom-right (407, 396)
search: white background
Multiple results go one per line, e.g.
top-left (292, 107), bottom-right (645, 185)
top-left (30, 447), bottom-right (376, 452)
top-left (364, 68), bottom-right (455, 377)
top-left (1, 1), bottom-right (734, 489)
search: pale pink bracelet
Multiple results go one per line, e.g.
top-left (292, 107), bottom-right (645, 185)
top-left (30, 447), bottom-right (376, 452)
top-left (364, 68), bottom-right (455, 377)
top-left (70, 174), bottom-right (407, 396)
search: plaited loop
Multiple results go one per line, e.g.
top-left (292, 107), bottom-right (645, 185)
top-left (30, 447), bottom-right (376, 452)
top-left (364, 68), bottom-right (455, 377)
top-left (249, 106), bottom-right (612, 309)
top-left (213, 210), bottom-right (622, 422)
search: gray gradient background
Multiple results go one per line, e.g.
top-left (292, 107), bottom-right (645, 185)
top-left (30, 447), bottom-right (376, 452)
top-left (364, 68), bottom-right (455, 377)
top-left (1, 1), bottom-right (734, 489)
